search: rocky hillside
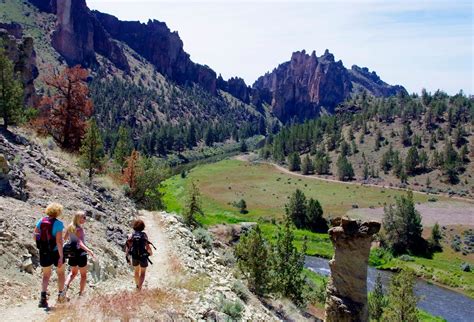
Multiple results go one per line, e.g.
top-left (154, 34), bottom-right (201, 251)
top-left (253, 50), bottom-right (406, 123)
top-left (2, 0), bottom-right (405, 130)
top-left (0, 127), bottom-right (285, 320)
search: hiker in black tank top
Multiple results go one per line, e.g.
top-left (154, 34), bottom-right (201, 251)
top-left (125, 219), bottom-right (153, 290)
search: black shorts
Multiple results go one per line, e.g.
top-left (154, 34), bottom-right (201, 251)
top-left (68, 254), bottom-right (88, 268)
top-left (39, 250), bottom-right (60, 267)
top-left (132, 256), bottom-right (148, 268)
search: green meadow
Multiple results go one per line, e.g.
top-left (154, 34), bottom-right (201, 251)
top-left (162, 159), bottom-right (431, 258)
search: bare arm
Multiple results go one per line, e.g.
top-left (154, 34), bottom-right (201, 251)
top-left (33, 227), bottom-right (39, 242)
top-left (56, 231), bottom-right (64, 266)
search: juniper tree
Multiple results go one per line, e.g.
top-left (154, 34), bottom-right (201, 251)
top-left (381, 270), bottom-right (419, 322)
top-left (113, 125), bottom-right (133, 171)
top-left (430, 222), bottom-right (442, 251)
top-left (79, 119), bottom-right (104, 182)
top-left (0, 49), bottom-right (24, 130)
top-left (184, 181), bottom-right (204, 227)
top-left (368, 273), bottom-right (388, 321)
top-left (306, 198), bottom-right (328, 233)
top-left (383, 191), bottom-right (423, 255)
top-left (405, 146), bottom-right (419, 175)
top-left (272, 213), bottom-right (307, 305)
top-left (235, 225), bottom-right (271, 296)
top-left (286, 189), bottom-right (307, 229)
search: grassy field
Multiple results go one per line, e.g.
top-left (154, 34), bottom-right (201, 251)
top-left (161, 158), bottom-right (473, 297)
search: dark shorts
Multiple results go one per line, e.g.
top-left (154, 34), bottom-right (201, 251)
top-left (132, 256), bottom-right (148, 268)
top-left (39, 250), bottom-right (60, 267)
top-left (69, 254), bottom-right (88, 268)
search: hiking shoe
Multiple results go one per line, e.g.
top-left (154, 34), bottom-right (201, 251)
top-left (57, 292), bottom-right (69, 304)
top-left (38, 297), bottom-right (48, 308)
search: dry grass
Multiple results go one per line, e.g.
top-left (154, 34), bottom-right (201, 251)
top-left (173, 273), bottom-right (211, 293)
top-left (169, 254), bottom-right (184, 274)
top-left (47, 288), bottom-right (183, 321)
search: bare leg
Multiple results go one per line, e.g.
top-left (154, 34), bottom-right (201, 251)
top-left (138, 267), bottom-right (147, 290)
top-left (41, 266), bottom-right (52, 293)
top-left (65, 266), bottom-right (78, 289)
top-left (134, 266), bottom-right (140, 288)
top-left (79, 266), bottom-right (87, 295)
top-left (57, 262), bottom-right (66, 293)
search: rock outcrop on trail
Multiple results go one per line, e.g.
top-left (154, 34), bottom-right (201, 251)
top-left (325, 217), bottom-right (381, 322)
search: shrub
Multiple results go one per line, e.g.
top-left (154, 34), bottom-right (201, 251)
top-left (193, 228), bottom-right (213, 250)
top-left (461, 263), bottom-right (471, 272)
top-left (218, 296), bottom-right (244, 319)
top-left (231, 280), bottom-right (250, 303)
top-left (399, 254), bottom-right (415, 262)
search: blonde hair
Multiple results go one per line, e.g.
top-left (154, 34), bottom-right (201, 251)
top-left (45, 203), bottom-right (63, 218)
top-left (67, 211), bottom-right (86, 234)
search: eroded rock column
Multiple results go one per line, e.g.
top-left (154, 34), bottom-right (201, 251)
top-left (325, 217), bottom-right (381, 322)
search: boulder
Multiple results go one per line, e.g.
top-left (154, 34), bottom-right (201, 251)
top-left (325, 217), bottom-right (380, 322)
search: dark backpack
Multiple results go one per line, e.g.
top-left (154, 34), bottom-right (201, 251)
top-left (128, 231), bottom-right (148, 259)
top-left (36, 217), bottom-right (57, 254)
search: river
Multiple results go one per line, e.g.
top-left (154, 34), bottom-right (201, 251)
top-left (305, 256), bottom-right (474, 322)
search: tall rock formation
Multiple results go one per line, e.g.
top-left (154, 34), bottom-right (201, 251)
top-left (0, 23), bottom-right (38, 107)
top-left (51, 0), bottom-right (129, 72)
top-left (253, 50), bottom-right (406, 123)
top-left (93, 11), bottom-right (217, 94)
top-left (325, 217), bottom-right (381, 322)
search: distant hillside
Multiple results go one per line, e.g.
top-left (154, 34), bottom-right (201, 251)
top-left (261, 90), bottom-right (473, 198)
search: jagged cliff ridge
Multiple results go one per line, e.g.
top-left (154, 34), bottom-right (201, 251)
top-left (253, 50), bottom-right (406, 123)
top-left (93, 11), bottom-right (217, 94)
top-left (0, 22), bottom-right (38, 107)
top-left (27, 0), bottom-right (216, 93)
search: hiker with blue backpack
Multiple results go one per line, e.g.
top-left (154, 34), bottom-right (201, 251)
top-left (63, 211), bottom-right (96, 298)
top-left (33, 202), bottom-right (67, 308)
top-left (125, 219), bottom-right (155, 290)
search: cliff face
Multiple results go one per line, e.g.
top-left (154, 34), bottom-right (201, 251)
top-left (217, 75), bottom-right (250, 103)
top-left (93, 11), bottom-right (216, 94)
top-left (50, 0), bottom-right (129, 72)
top-left (0, 23), bottom-right (38, 107)
top-left (253, 50), bottom-right (406, 123)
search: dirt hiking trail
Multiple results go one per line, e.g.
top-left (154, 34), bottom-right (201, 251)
top-left (1, 211), bottom-right (173, 321)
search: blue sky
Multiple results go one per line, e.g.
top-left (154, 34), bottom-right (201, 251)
top-left (87, 0), bottom-right (473, 95)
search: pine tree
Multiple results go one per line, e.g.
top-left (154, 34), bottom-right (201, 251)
top-left (0, 50), bottom-right (24, 130)
top-left (368, 273), bottom-right (388, 321)
top-left (235, 225), bottom-right (271, 296)
top-left (237, 199), bottom-right (248, 214)
top-left (184, 181), bottom-right (204, 227)
top-left (122, 150), bottom-right (141, 194)
top-left (381, 270), bottom-right (419, 322)
top-left (336, 155), bottom-right (354, 181)
top-left (42, 66), bottom-right (93, 150)
top-left (288, 152), bottom-right (301, 171)
top-left (286, 189), bottom-right (307, 229)
top-left (301, 154), bottom-right (313, 175)
top-left (113, 125), bottom-right (133, 171)
top-left (79, 119), bottom-right (104, 182)
top-left (405, 146), bottom-right (419, 175)
top-left (363, 161), bottom-right (370, 180)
